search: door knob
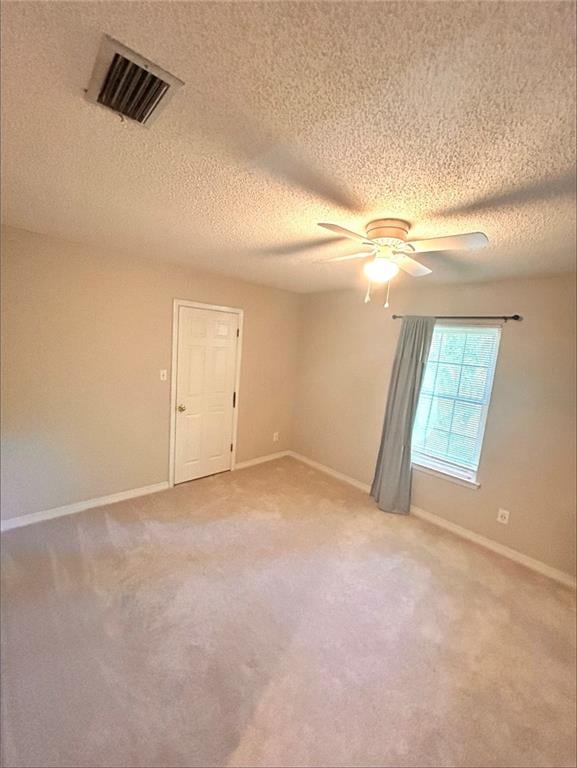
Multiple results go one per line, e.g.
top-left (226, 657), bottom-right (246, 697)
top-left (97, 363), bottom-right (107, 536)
top-left (177, 404), bottom-right (186, 412)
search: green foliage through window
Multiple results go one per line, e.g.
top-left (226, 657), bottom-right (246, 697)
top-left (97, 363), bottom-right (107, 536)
top-left (412, 325), bottom-right (501, 475)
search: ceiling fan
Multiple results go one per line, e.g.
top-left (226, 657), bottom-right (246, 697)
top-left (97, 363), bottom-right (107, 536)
top-left (317, 218), bottom-right (488, 304)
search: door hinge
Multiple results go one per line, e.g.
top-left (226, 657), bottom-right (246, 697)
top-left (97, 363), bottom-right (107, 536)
top-left (232, 391), bottom-right (236, 408)
top-left (236, 327), bottom-right (240, 337)
top-left (230, 443), bottom-right (234, 452)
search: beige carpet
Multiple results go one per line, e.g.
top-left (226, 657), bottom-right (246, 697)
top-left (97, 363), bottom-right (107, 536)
top-left (1, 457), bottom-right (575, 768)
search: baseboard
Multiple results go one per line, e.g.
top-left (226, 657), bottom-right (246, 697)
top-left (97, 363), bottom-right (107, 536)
top-left (233, 451), bottom-right (290, 470)
top-left (410, 505), bottom-right (576, 590)
top-left (1, 481), bottom-right (170, 533)
top-left (1, 451), bottom-right (292, 531)
top-left (3, 451), bottom-right (575, 590)
top-left (287, 452), bottom-right (576, 590)
top-left (1, 452), bottom-right (291, 531)
top-left (286, 451), bottom-right (371, 492)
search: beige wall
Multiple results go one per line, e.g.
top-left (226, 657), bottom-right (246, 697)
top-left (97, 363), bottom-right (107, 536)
top-left (294, 274), bottom-right (577, 576)
top-left (1, 226), bottom-right (299, 520)
top-left (2, 226), bottom-right (576, 577)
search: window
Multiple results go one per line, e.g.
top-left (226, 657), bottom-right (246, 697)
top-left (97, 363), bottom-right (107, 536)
top-left (411, 324), bottom-right (501, 485)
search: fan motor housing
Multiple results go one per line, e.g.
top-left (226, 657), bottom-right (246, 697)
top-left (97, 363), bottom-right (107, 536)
top-left (366, 219), bottom-right (410, 242)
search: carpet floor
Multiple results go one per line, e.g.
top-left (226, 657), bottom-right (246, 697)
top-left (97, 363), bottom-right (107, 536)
top-left (1, 457), bottom-right (576, 768)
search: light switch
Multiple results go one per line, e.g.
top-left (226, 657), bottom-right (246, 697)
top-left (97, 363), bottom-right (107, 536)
top-left (160, 369), bottom-right (167, 381)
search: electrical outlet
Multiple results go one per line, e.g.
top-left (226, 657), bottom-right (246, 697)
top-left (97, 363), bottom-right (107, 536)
top-left (160, 369), bottom-right (167, 381)
top-left (497, 508), bottom-right (510, 525)
top-left (273, 432), bottom-right (279, 442)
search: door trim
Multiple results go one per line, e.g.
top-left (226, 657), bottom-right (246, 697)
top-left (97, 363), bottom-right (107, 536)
top-left (169, 299), bottom-right (244, 487)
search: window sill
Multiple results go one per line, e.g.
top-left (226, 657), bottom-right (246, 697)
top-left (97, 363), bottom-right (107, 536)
top-left (412, 461), bottom-right (480, 489)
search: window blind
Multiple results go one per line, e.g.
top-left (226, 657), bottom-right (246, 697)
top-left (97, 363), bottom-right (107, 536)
top-left (412, 325), bottom-right (501, 478)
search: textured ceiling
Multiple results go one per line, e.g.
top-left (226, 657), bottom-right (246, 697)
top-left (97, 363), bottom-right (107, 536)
top-left (2, 1), bottom-right (576, 292)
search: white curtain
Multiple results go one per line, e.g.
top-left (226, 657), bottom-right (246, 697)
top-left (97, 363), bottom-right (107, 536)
top-left (370, 316), bottom-right (435, 514)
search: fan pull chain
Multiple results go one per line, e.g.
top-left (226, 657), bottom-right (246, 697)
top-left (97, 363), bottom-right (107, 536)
top-left (364, 281), bottom-right (372, 303)
top-left (384, 280), bottom-right (391, 309)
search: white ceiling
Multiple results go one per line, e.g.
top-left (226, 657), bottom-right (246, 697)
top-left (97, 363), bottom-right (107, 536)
top-left (2, 1), bottom-right (576, 293)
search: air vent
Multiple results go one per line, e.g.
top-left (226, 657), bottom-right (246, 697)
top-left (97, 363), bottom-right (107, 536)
top-left (86, 36), bottom-right (184, 126)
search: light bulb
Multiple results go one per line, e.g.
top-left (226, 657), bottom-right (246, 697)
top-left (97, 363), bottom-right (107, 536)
top-left (363, 259), bottom-right (399, 283)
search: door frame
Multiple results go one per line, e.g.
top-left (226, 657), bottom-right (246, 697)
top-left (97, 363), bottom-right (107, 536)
top-left (169, 299), bottom-right (244, 487)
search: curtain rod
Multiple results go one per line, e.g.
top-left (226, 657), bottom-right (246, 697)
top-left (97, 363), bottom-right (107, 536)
top-left (391, 314), bottom-right (523, 322)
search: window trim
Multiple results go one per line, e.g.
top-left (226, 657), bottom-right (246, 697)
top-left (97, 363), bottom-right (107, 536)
top-left (412, 455), bottom-right (481, 489)
top-left (411, 322), bottom-right (502, 487)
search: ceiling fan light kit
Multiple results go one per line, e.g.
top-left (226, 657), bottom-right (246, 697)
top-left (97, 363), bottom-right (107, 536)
top-left (317, 217), bottom-right (489, 309)
top-left (363, 259), bottom-right (399, 283)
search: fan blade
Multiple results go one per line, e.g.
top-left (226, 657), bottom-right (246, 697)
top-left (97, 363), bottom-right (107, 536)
top-left (318, 223), bottom-right (372, 244)
top-left (408, 232), bottom-right (488, 253)
top-left (436, 169), bottom-right (576, 217)
top-left (318, 251), bottom-right (373, 263)
top-left (396, 255), bottom-right (432, 277)
top-left (256, 236), bottom-right (346, 256)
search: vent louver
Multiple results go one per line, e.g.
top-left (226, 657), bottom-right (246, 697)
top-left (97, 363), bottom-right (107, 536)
top-left (86, 36), bottom-right (184, 127)
top-left (98, 54), bottom-right (169, 124)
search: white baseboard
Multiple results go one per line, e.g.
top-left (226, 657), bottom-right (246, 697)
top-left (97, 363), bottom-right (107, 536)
top-left (233, 451), bottom-right (290, 470)
top-left (1, 481), bottom-right (170, 532)
top-left (410, 505), bottom-right (576, 590)
top-left (287, 451), bottom-right (371, 492)
top-left (1, 451), bottom-right (293, 531)
top-left (3, 450), bottom-right (575, 590)
top-left (287, 452), bottom-right (576, 590)
top-left (1, 452), bottom-right (291, 531)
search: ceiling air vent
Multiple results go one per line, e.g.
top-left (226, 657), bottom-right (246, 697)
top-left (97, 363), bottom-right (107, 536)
top-left (86, 36), bottom-right (184, 126)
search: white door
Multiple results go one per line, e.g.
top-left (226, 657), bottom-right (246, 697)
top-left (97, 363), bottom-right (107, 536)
top-left (174, 306), bottom-right (239, 484)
